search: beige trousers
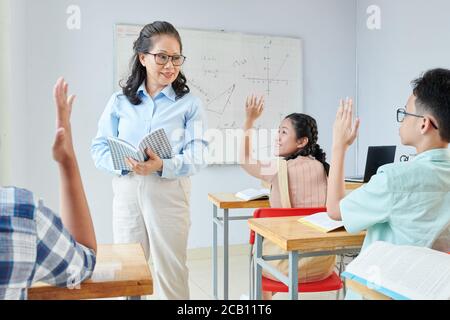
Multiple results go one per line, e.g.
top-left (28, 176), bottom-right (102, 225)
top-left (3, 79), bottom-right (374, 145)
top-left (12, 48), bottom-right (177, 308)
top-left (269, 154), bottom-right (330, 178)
top-left (112, 173), bottom-right (191, 300)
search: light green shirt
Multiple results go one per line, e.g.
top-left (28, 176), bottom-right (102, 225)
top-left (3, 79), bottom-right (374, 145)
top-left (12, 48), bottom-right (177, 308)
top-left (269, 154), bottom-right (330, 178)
top-left (341, 148), bottom-right (450, 300)
top-left (341, 148), bottom-right (450, 252)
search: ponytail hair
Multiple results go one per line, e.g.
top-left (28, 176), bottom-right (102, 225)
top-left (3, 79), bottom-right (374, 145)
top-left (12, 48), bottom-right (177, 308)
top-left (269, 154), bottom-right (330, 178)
top-left (284, 113), bottom-right (330, 176)
top-left (120, 21), bottom-right (190, 105)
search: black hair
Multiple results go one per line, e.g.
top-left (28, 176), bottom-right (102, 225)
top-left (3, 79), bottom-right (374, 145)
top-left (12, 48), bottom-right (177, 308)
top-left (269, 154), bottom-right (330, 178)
top-left (284, 113), bottom-right (330, 175)
top-left (120, 21), bottom-right (190, 105)
top-left (412, 68), bottom-right (450, 142)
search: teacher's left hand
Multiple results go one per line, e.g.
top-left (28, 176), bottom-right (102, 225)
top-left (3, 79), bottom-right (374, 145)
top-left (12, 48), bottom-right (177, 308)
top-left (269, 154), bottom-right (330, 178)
top-left (126, 149), bottom-right (163, 176)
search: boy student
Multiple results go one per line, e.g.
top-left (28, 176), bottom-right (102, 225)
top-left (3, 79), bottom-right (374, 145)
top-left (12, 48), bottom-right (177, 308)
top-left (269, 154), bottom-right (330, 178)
top-left (326, 68), bottom-right (450, 298)
top-left (0, 78), bottom-right (97, 299)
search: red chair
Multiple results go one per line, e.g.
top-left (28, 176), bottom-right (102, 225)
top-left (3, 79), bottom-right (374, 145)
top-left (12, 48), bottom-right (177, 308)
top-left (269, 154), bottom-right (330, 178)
top-left (249, 207), bottom-right (344, 299)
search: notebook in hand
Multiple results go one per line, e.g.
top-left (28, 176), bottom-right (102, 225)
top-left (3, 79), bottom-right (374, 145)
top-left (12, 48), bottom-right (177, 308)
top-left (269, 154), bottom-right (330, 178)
top-left (107, 128), bottom-right (173, 171)
top-left (235, 188), bottom-right (270, 201)
top-left (341, 241), bottom-right (450, 300)
top-left (298, 212), bottom-right (345, 233)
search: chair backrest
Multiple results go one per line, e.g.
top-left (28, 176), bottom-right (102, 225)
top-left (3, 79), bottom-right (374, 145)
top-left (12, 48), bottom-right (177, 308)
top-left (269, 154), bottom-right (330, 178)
top-left (249, 207), bottom-right (326, 245)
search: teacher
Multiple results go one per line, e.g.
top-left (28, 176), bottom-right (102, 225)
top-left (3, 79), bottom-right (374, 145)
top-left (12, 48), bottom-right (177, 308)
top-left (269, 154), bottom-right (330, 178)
top-left (91, 21), bottom-right (208, 300)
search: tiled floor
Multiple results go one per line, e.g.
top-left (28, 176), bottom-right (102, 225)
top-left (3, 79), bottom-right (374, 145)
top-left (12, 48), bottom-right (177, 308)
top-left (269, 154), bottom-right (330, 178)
top-left (146, 248), bottom-right (344, 300)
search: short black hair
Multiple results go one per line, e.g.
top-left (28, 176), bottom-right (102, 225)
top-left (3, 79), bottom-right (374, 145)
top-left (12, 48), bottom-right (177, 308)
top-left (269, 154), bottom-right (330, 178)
top-left (412, 68), bottom-right (450, 142)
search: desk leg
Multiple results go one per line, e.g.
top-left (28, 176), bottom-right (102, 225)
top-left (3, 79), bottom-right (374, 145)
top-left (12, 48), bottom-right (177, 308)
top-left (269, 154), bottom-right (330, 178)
top-left (289, 251), bottom-right (299, 300)
top-left (255, 234), bottom-right (263, 300)
top-left (223, 208), bottom-right (229, 300)
top-left (212, 204), bottom-right (218, 300)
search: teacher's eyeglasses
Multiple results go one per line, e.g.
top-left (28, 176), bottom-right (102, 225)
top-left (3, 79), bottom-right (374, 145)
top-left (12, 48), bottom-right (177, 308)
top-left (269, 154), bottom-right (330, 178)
top-left (145, 52), bottom-right (186, 66)
top-left (396, 107), bottom-right (439, 129)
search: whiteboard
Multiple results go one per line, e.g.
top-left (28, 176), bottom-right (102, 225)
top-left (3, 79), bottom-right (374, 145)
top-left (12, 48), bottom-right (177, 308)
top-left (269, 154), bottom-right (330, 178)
top-left (115, 24), bottom-right (303, 164)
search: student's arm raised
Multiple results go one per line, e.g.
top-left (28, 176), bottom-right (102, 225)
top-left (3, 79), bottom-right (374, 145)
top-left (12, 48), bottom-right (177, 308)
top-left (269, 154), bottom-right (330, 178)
top-left (240, 95), bottom-right (267, 179)
top-left (327, 98), bottom-right (360, 221)
top-left (52, 78), bottom-right (97, 253)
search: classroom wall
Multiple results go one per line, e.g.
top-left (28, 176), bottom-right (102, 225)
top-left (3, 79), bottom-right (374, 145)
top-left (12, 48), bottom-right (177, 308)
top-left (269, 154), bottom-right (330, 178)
top-left (4, 0), bottom-right (28, 187)
top-left (0, 0), bottom-right (12, 185)
top-left (355, 0), bottom-right (450, 169)
top-left (6, 0), bottom-right (357, 247)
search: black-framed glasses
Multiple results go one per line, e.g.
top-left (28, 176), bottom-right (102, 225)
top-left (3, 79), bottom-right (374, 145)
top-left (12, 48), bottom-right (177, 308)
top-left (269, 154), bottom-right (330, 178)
top-left (145, 52), bottom-right (186, 66)
top-left (396, 107), bottom-right (439, 129)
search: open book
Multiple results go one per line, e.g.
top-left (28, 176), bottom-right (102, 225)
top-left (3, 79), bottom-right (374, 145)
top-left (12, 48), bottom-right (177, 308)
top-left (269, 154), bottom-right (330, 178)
top-left (341, 241), bottom-right (450, 300)
top-left (107, 128), bottom-right (173, 171)
top-left (235, 188), bottom-right (270, 201)
top-left (298, 212), bottom-right (345, 233)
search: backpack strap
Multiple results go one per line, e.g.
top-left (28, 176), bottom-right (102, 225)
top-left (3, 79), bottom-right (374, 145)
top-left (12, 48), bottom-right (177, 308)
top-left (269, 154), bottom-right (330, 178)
top-left (277, 158), bottom-right (292, 208)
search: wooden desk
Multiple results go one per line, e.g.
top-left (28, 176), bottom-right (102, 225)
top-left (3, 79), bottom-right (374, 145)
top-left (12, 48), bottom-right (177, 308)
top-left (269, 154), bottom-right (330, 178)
top-left (208, 193), bottom-right (270, 300)
top-left (345, 279), bottom-right (391, 300)
top-left (345, 182), bottom-right (365, 191)
top-left (208, 182), bottom-right (364, 300)
top-left (248, 216), bottom-right (366, 300)
top-left (28, 244), bottom-right (153, 300)
top-left (208, 193), bottom-right (271, 210)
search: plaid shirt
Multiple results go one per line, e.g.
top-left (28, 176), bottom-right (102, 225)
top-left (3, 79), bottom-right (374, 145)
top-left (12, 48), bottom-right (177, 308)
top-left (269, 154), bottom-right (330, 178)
top-left (0, 187), bottom-right (96, 300)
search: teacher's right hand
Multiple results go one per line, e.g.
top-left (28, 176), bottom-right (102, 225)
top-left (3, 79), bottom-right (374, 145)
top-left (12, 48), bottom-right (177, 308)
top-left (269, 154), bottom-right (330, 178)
top-left (125, 149), bottom-right (164, 176)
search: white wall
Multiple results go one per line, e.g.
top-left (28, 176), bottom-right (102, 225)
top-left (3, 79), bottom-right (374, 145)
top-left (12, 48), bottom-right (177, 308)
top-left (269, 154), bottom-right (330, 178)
top-left (0, 0), bottom-right (11, 185)
top-left (6, 0), bottom-right (28, 187)
top-left (356, 0), bottom-right (450, 169)
top-left (7, 0), bottom-right (357, 247)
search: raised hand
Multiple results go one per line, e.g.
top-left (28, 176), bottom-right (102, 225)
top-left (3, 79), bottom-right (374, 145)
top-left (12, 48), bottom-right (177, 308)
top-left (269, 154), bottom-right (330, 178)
top-left (52, 78), bottom-right (76, 164)
top-left (51, 78), bottom-right (97, 253)
top-left (332, 98), bottom-right (360, 151)
top-left (245, 94), bottom-right (265, 124)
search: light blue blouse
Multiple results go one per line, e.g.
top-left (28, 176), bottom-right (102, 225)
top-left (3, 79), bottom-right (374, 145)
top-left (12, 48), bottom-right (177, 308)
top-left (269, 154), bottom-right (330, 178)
top-left (91, 83), bottom-right (208, 179)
